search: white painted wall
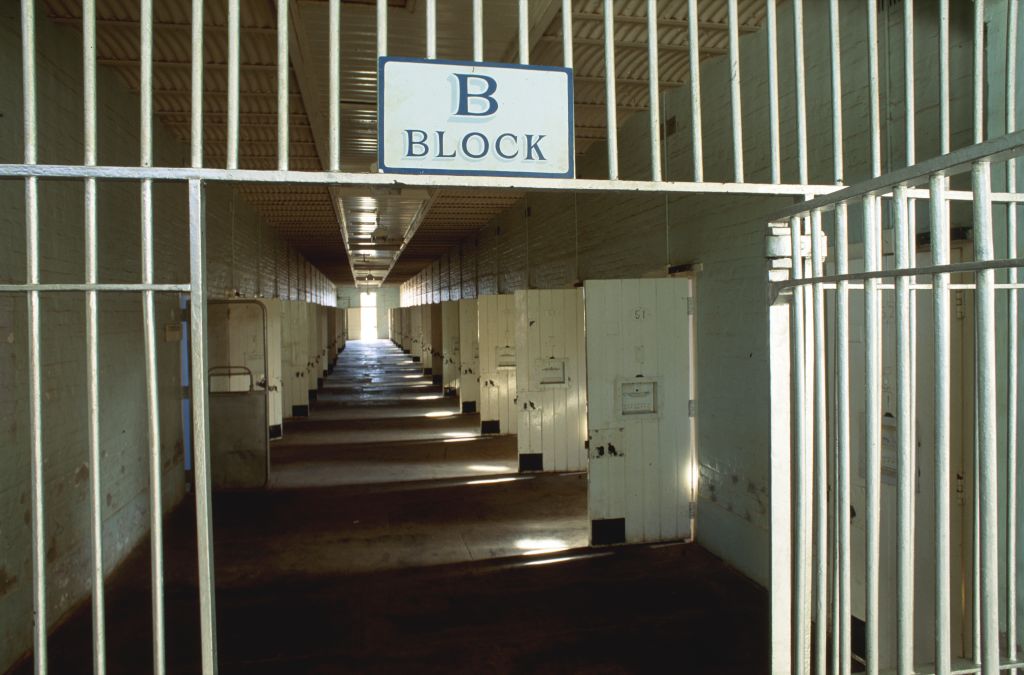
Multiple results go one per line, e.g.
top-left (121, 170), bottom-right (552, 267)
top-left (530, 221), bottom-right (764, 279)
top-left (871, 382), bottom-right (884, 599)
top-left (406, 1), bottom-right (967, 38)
top-left (514, 289), bottom-right (587, 472)
top-left (585, 279), bottom-right (695, 545)
top-left (478, 295), bottom-right (518, 435)
top-left (458, 299), bottom-right (481, 414)
top-left (441, 301), bottom-right (461, 395)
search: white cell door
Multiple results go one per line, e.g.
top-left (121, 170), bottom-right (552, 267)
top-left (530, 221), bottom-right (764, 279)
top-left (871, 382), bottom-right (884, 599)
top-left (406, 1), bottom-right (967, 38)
top-left (584, 278), bottom-right (694, 545)
top-left (478, 295), bottom-right (518, 435)
top-left (515, 288), bottom-right (587, 472)
top-left (458, 299), bottom-right (480, 414)
top-left (441, 301), bottom-right (461, 395)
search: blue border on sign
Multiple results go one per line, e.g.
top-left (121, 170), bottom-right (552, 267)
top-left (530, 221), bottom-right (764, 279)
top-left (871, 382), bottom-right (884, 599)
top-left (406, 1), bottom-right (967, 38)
top-left (377, 56), bottom-right (575, 179)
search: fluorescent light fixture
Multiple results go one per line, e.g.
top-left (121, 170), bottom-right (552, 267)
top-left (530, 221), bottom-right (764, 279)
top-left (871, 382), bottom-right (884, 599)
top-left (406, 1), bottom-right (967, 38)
top-left (425, 411), bottom-right (455, 418)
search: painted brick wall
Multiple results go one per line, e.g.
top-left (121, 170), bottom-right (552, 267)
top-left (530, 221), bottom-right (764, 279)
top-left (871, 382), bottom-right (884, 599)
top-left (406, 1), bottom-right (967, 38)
top-left (0, 7), bottom-right (335, 671)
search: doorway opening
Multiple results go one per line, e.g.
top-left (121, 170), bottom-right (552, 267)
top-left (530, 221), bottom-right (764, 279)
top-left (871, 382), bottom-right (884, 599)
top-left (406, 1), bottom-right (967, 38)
top-left (360, 291), bottom-right (378, 340)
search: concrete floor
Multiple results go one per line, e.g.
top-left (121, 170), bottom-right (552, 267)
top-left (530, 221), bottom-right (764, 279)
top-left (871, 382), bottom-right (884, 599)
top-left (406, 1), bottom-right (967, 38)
top-left (14, 339), bottom-right (767, 674)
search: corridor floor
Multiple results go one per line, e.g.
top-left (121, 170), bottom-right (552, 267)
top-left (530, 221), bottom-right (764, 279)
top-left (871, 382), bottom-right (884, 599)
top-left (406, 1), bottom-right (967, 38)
top-left (16, 339), bottom-right (767, 674)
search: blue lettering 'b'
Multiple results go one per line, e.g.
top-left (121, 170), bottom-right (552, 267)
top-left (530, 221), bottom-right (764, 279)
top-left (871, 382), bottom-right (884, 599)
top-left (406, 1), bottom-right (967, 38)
top-left (454, 74), bottom-right (499, 117)
top-left (405, 129), bottom-right (428, 157)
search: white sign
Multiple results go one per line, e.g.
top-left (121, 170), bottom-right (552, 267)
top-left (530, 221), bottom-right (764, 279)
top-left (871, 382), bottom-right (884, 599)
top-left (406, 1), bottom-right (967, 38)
top-left (378, 57), bottom-right (575, 178)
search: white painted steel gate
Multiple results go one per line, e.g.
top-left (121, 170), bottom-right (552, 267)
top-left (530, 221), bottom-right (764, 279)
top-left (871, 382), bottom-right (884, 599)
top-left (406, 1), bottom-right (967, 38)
top-left (767, 136), bottom-right (1024, 674)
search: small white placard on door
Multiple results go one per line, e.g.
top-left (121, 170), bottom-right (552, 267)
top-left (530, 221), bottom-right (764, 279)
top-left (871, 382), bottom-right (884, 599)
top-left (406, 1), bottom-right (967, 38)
top-left (538, 359), bottom-right (567, 385)
top-left (496, 345), bottom-right (516, 369)
top-left (620, 381), bottom-right (657, 415)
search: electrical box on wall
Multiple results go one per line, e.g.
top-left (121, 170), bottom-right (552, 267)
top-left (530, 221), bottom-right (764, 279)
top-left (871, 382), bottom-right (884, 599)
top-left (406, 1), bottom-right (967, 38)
top-left (619, 379), bottom-right (657, 416)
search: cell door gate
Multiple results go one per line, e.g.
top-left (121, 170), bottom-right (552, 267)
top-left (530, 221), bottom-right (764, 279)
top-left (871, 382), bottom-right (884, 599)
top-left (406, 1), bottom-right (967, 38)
top-left (767, 134), bottom-right (1024, 674)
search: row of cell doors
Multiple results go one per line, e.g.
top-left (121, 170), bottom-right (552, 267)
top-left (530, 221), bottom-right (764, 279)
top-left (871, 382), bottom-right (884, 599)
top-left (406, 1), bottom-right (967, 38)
top-left (393, 278), bottom-right (697, 547)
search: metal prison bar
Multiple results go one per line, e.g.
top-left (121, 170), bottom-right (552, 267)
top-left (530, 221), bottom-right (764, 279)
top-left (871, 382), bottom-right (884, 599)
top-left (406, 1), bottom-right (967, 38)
top-left (2, 1), bottom-right (1021, 674)
top-left (767, 136), bottom-right (1024, 672)
top-left (3, 0), bottom-right (1017, 194)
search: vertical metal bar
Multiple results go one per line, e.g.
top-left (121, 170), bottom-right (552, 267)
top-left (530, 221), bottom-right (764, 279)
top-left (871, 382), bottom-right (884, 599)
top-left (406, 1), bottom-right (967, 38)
top-left (21, 1), bottom-right (46, 671)
top-left (191, 0), bottom-right (203, 168)
top-left (227, 0), bottom-right (239, 169)
top-left (377, 0), bottom-right (387, 58)
top-left (1006, 4), bottom-right (1019, 669)
top-left (473, 0), bottom-right (483, 61)
top-left (836, 201), bottom-right (852, 675)
top-left (931, 173), bottom-right (952, 675)
top-left (561, 0), bottom-right (573, 68)
top-left (867, 0), bottom-right (881, 177)
top-left (790, 216), bottom-right (810, 674)
top-left (811, 210), bottom-right (827, 675)
top-left (277, 0), bottom-right (288, 171)
top-left (647, 0), bottom-right (662, 182)
top-left (139, 2), bottom-right (165, 672)
top-left (727, 0), bottom-right (743, 182)
top-left (939, 0), bottom-right (950, 155)
top-left (792, 0), bottom-right (807, 185)
top-left (829, 0), bottom-right (843, 185)
top-left (894, 185), bottom-right (914, 674)
top-left (974, 0), bottom-right (985, 145)
top-left (426, 0), bottom-right (436, 58)
top-left (83, 3), bottom-right (107, 671)
top-left (189, 179), bottom-right (219, 674)
top-left (766, 0), bottom-right (780, 184)
top-left (687, 0), bottom-right (703, 182)
top-left (904, 0), bottom-right (915, 166)
top-left (864, 194), bottom-right (882, 675)
top-left (328, 0), bottom-right (340, 172)
top-left (519, 0), bottom-right (529, 64)
top-left (604, 0), bottom-right (618, 180)
top-left (974, 161), bottom-right (999, 674)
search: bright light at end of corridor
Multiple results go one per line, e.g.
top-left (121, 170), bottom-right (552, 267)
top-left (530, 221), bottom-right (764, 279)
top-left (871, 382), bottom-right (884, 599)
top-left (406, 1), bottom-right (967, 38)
top-left (425, 411), bottom-right (456, 418)
top-left (515, 538), bottom-right (569, 556)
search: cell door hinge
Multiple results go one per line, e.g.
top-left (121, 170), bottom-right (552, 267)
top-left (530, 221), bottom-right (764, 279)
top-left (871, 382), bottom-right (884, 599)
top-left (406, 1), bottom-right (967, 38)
top-left (182, 385), bottom-right (191, 399)
top-left (686, 297), bottom-right (694, 316)
top-left (688, 399), bottom-right (697, 417)
top-left (689, 501), bottom-right (698, 518)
